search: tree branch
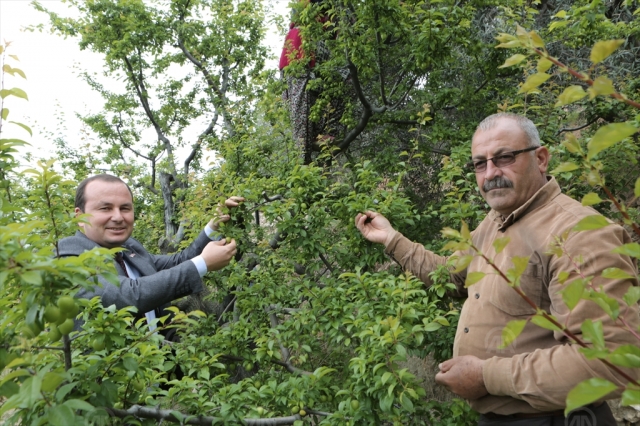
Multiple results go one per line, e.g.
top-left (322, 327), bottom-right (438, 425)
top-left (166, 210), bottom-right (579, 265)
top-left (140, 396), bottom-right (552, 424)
top-left (555, 117), bottom-right (598, 136)
top-left (338, 59), bottom-right (387, 151)
top-left (104, 404), bottom-right (308, 425)
top-left (176, 38), bottom-right (234, 137)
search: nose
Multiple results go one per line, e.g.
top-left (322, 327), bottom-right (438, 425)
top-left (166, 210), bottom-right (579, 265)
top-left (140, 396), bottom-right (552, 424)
top-left (483, 158), bottom-right (503, 181)
top-left (111, 208), bottom-right (124, 222)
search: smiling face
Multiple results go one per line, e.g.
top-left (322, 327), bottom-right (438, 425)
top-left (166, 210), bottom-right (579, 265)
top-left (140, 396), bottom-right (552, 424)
top-left (75, 179), bottom-right (134, 248)
top-left (472, 118), bottom-right (550, 217)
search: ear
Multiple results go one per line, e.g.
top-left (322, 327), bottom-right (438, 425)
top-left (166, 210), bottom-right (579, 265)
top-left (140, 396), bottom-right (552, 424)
top-left (536, 146), bottom-right (550, 173)
top-left (75, 207), bottom-right (85, 229)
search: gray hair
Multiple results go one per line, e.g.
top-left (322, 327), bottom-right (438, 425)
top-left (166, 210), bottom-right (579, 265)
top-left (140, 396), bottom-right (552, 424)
top-left (475, 113), bottom-right (541, 147)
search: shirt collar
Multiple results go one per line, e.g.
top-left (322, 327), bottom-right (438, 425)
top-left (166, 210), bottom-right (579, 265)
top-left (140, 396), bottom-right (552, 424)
top-left (488, 175), bottom-right (561, 231)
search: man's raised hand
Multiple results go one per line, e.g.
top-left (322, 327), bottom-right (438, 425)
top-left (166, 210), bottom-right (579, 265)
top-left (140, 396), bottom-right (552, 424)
top-left (201, 239), bottom-right (237, 272)
top-left (208, 196), bottom-right (245, 231)
top-left (354, 211), bottom-right (397, 246)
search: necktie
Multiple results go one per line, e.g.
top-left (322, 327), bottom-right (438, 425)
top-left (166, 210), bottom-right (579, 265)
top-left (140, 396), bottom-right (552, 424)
top-left (114, 252), bottom-right (129, 277)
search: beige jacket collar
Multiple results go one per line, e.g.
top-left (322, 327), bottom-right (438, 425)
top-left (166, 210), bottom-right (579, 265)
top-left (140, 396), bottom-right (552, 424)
top-left (488, 176), bottom-right (560, 231)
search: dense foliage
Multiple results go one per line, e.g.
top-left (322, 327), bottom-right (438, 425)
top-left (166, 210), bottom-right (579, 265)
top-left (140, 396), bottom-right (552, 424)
top-left (1, 0), bottom-right (640, 424)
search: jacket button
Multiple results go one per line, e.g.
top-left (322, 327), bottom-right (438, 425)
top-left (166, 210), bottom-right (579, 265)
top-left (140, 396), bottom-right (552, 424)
top-left (475, 293), bottom-right (480, 299)
top-left (464, 327), bottom-right (469, 333)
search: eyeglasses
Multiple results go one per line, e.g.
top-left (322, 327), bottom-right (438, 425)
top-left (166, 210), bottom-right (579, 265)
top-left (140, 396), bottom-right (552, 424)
top-left (466, 146), bottom-right (539, 173)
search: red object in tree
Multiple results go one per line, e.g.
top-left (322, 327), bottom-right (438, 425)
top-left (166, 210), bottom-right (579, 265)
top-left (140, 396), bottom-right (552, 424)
top-left (279, 23), bottom-right (315, 70)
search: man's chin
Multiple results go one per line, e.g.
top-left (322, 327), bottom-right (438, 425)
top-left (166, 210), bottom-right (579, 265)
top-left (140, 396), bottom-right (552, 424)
top-left (484, 192), bottom-right (512, 210)
top-left (105, 233), bottom-right (131, 246)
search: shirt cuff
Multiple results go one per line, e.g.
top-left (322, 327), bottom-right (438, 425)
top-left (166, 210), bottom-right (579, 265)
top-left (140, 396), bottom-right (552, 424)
top-left (205, 224), bottom-right (223, 241)
top-left (483, 356), bottom-right (516, 398)
top-left (191, 256), bottom-right (208, 277)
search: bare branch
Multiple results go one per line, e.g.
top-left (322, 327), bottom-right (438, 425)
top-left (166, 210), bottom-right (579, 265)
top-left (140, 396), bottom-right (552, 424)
top-left (555, 117), bottom-right (598, 136)
top-left (176, 38), bottom-right (235, 137)
top-left (338, 59), bottom-right (387, 151)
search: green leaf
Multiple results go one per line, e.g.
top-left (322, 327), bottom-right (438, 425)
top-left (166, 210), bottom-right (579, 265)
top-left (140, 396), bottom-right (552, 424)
top-left (518, 73), bottom-right (551, 94)
top-left (11, 67), bottom-right (26, 79)
top-left (530, 31), bottom-right (545, 48)
top-left (9, 121), bottom-right (32, 136)
top-left (20, 270), bottom-right (42, 285)
top-left (536, 58), bottom-right (553, 73)
top-left (530, 314), bottom-right (561, 331)
top-left (512, 256), bottom-right (530, 276)
top-left (453, 254), bottom-right (473, 273)
top-left (464, 272), bottom-right (485, 287)
top-left (555, 85), bottom-right (587, 107)
top-left (48, 404), bottom-right (76, 426)
top-left (551, 162), bottom-right (579, 174)
top-left (572, 215), bottom-right (610, 232)
top-left (400, 393), bottom-right (414, 411)
top-left (395, 343), bottom-right (407, 360)
top-left (122, 357), bottom-right (138, 372)
top-left (608, 345), bottom-right (640, 368)
top-left (460, 221), bottom-right (471, 240)
top-left (495, 40), bottom-right (522, 49)
top-left (381, 372), bottom-right (392, 385)
top-left (586, 291), bottom-right (620, 319)
top-left (0, 369), bottom-right (30, 387)
top-left (63, 399), bottom-right (94, 411)
top-left (565, 378), bottom-right (616, 415)
top-left (379, 393), bottom-right (393, 412)
top-left (499, 54), bottom-right (526, 68)
top-left (1, 108), bottom-right (8, 120)
top-left (440, 227), bottom-right (460, 239)
top-left (7, 87), bottom-right (28, 100)
top-left (581, 319), bottom-right (605, 349)
top-left (587, 122), bottom-right (638, 160)
top-left (590, 39), bottom-right (625, 64)
top-left (580, 347), bottom-right (610, 360)
top-left (549, 20), bottom-right (568, 31)
top-left (581, 193), bottom-right (603, 206)
top-left (41, 372), bottom-right (65, 392)
top-left (601, 267), bottom-right (633, 280)
top-left (635, 177), bottom-right (640, 198)
top-left (613, 243), bottom-right (640, 258)
top-left (499, 320), bottom-right (527, 349)
top-left (562, 133), bottom-right (583, 154)
top-left (493, 236), bottom-right (510, 255)
top-left (562, 279), bottom-right (586, 310)
top-left (623, 286), bottom-right (640, 307)
top-left (19, 376), bottom-right (43, 407)
top-left (621, 388), bottom-right (640, 406)
top-left (588, 76), bottom-right (615, 99)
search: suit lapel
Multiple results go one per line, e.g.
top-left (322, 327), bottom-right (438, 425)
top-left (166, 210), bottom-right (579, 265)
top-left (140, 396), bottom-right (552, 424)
top-left (122, 241), bottom-right (156, 277)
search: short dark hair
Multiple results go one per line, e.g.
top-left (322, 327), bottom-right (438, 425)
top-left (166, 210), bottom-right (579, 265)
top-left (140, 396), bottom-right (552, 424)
top-left (75, 174), bottom-right (133, 212)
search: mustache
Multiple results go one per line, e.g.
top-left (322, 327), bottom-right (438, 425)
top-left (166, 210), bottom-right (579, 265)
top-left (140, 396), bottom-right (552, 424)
top-left (483, 177), bottom-right (513, 192)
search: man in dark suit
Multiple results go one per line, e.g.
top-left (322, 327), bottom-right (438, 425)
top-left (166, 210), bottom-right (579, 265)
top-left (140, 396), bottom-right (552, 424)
top-left (58, 174), bottom-right (241, 328)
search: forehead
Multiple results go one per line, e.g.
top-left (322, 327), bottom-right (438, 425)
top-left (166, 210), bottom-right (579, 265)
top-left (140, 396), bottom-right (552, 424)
top-left (84, 180), bottom-right (133, 205)
top-left (471, 119), bottom-right (528, 157)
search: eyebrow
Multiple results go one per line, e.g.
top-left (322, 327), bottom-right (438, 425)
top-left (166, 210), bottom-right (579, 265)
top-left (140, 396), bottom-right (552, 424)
top-left (472, 146), bottom-right (511, 160)
top-left (95, 201), bottom-right (134, 208)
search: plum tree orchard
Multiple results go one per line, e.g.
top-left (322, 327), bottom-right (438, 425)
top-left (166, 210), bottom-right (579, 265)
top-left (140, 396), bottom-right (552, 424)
top-left (2, 0), bottom-right (640, 425)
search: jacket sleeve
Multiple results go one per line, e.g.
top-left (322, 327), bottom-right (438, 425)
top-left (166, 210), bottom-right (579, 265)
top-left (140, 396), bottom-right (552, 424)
top-left (384, 232), bottom-right (468, 297)
top-left (150, 231), bottom-right (213, 271)
top-left (483, 224), bottom-right (640, 410)
top-left (76, 261), bottom-right (203, 314)
top-left (75, 231), bottom-right (213, 313)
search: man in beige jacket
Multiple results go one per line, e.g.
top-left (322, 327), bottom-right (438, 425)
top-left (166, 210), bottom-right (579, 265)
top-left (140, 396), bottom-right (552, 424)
top-left (355, 113), bottom-right (639, 425)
